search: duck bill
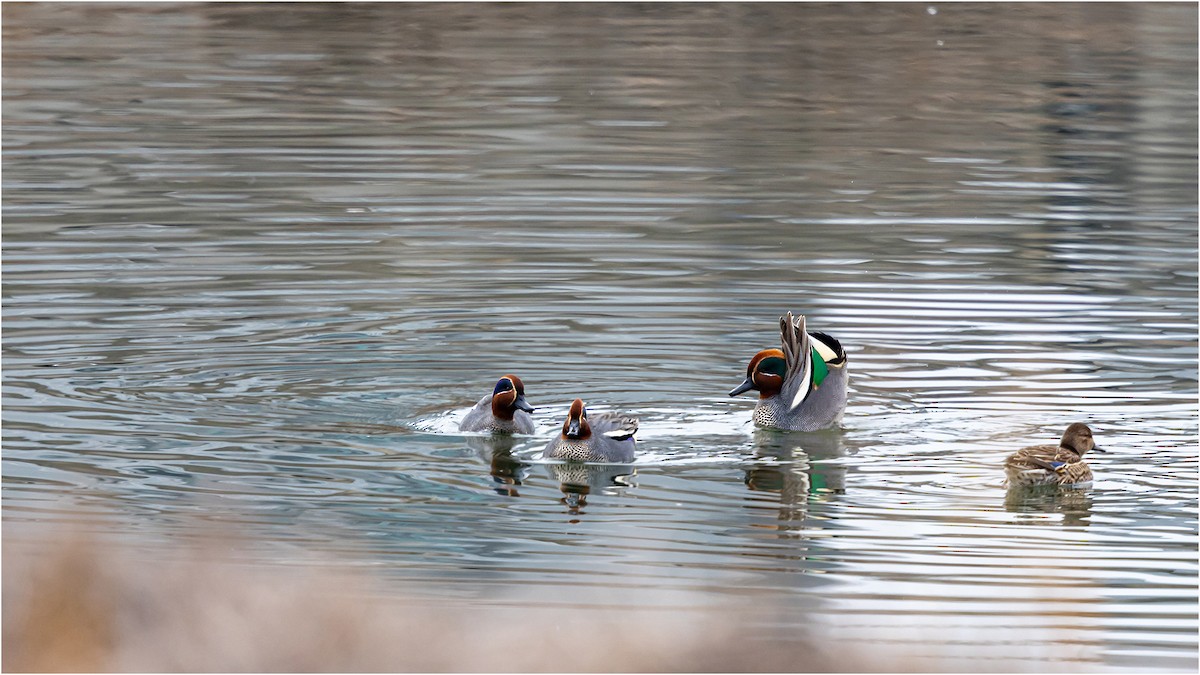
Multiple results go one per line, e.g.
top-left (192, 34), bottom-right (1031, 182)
top-left (566, 419), bottom-right (581, 437)
top-left (728, 378), bottom-right (756, 397)
top-left (514, 395), bottom-right (534, 413)
top-left (1090, 445), bottom-right (1107, 453)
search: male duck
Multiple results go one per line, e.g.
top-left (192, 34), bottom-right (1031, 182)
top-left (729, 312), bottom-right (848, 431)
top-left (1004, 422), bottom-right (1104, 487)
top-left (544, 398), bottom-right (637, 463)
top-left (458, 375), bottom-right (536, 434)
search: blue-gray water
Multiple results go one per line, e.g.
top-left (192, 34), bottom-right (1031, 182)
top-left (3, 3), bottom-right (1197, 671)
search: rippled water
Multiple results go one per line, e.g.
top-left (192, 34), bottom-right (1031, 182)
top-left (3, 3), bottom-right (1197, 671)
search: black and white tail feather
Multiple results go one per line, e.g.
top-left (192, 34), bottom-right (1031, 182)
top-left (779, 312), bottom-right (846, 412)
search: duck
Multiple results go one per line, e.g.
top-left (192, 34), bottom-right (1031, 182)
top-left (728, 312), bottom-right (848, 431)
top-left (544, 398), bottom-right (637, 463)
top-left (458, 375), bottom-right (536, 434)
top-left (1004, 422), bottom-right (1104, 487)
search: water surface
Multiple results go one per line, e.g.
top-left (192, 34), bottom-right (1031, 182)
top-left (3, 3), bottom-right (1197, 671)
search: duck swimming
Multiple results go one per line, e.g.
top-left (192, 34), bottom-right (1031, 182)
top-left (1004, 423), bottom-right (1104, 487)
top-left (458, 375), bottom-right (536, 434)
top-left (544, 398), bottom-right (637, 463)
top-left (729, 312), bottom-right (848, 431)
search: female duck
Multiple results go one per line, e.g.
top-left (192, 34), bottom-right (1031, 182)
top-left (544, 399), bottom-right (637, 463)
top-left (459, 375), bottom-right (536, 434)
top-left (1005, 422), bottom-right (1104, 487)
top-left (729, 312), bottom-right (848, 431)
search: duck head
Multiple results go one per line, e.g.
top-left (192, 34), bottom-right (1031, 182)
top-left (490, 375), bottom-right (534, 420)
top-left (561, 398), bottom-right (592, 440)
top-left (729, 349), bottom-right (787, 399)
top-left (1060, 422), bottom-right (1104, 455)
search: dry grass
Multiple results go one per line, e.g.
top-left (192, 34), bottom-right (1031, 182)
top-left (3, 530), bottom-right (1076, 672)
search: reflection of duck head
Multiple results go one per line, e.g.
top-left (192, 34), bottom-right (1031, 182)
top-left (465, 436), bottom-right (531, 497)
top-left (748, 429), bottom-right (848, 495)
top-left (743, 430), bottom-right (852, 532)
top-left (546, 462), bottom-right (636, 511)
top-left (744, 462), bottom-right (811, 509)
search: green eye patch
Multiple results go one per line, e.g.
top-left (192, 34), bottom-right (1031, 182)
top-left (758, 356), bottom-right (787, 378)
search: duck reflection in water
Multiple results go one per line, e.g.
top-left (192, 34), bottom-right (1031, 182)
top-left (745, 429), bottom-right (849, 528)
top-left (1004, 484), bottom-right (1094, 527)
top-left (545, 462), bottom-right (636, 514)
top-left (466, 435), bottom-right (531, 498)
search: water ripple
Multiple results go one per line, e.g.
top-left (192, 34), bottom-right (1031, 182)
top-left (4, 2), bottom-right (1196, 670)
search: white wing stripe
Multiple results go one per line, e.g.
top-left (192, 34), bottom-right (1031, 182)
top-left (789, 345), bottom-right (813, 411)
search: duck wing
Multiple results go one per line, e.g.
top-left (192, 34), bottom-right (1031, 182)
top-left (1025, 456), bottom-right (1066, 472)
top-left (778, 312), bottom-right (814, 411)
top-left (1006, 445), bottom-right (1083, 472)
top-left (589, 412), bottom-right (639, 441)
top-left (1005, 445), bottom-right (1058, 471)
top-left (779, 313), bottom-right (847, 412)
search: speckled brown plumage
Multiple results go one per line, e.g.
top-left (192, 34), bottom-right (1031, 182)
top-left (1004, 423), bottom-right (1102, 487)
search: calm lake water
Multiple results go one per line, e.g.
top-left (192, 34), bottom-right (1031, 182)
top-left (3, 2), bottom-right (1197, 671)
